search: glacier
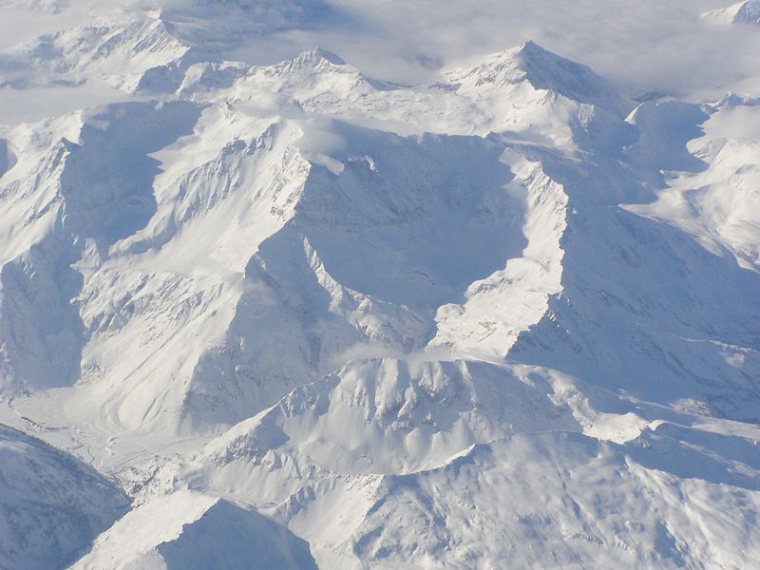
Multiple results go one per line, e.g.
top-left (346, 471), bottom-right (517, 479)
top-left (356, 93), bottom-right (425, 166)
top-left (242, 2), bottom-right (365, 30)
top-left (0, 1), bottom-right (758, 569)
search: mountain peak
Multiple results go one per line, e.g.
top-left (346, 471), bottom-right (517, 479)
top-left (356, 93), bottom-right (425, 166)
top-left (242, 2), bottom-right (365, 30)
top-left (735, 0), bottom-right (760, 23)
top-left (447, 41), bottom-right (631, 116)
top-left (293, 47), bottom-right (346, 67)
top-left (267, 47), bottom-right (350, 78)
top-left (519, 39), bottom-right (549, 56)
top-left (513, 41), bottom-right (631, 115)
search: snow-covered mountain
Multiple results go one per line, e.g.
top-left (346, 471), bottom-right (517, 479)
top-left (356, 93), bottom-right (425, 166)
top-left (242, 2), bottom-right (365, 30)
top-left (0, 425), bottom-right (128, 570)
top-left (0, 1), bottom-right (758, 569)
top-left (707, 0), bottom-right (760, 24)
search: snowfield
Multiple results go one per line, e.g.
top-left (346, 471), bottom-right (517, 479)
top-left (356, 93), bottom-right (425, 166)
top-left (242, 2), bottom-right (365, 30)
top-left (0, 1), bottom-right (758, 569)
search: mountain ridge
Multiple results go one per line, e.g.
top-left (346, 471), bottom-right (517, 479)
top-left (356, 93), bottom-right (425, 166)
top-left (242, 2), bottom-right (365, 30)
top-left (0, 12), bottom-right (757, 568)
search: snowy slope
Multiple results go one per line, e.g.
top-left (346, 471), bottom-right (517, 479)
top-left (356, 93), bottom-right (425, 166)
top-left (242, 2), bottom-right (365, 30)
top-left (336, 429), bottom-right (760, 570)
top-left (0, 1), bottom-right (758, 569)
top-left (0, 425), bottom-right (129, 570)
top-left (71, 491), bottom-right (318, 570)
top-left (628, 95), bottom-right (760, 272)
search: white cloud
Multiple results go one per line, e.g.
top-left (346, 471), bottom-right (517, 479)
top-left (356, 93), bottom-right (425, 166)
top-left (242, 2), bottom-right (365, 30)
top-left (228, 0), bottom-right (760, 100)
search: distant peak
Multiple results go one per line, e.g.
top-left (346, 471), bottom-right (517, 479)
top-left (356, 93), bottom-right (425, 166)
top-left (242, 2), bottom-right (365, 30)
top-left (448, 41), bottom-right (632, 116)
top-left (519, 40), bottom-right (547, 55)
top-left (289, 48), bottom-right (346, 68)
top-left (309, 47), bottom-right (346, 65)
top-left (513, 40), bottom-right (604, 88)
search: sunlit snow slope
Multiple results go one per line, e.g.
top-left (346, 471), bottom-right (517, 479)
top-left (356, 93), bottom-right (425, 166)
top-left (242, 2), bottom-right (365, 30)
top-left (0, 2), bottom-right (758, 569)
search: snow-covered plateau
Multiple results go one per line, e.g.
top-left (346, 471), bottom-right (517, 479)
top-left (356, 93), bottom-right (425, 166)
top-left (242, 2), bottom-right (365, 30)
top-left (0, 1), bottom-right (758, 569)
